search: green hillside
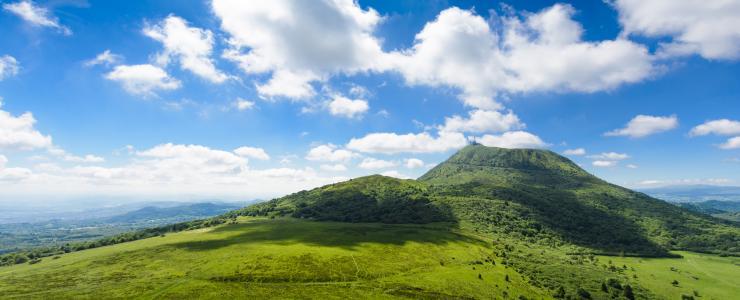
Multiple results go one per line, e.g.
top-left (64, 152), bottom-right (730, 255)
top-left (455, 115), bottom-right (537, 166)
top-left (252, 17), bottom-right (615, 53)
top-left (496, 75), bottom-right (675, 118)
top-left (1, 145), bottom-right (738, 299)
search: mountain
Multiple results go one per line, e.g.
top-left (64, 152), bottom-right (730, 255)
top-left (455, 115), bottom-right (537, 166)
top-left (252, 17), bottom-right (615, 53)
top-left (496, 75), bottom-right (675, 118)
top-left (1, 145), bottom-right (739, 299)
top-left (236, 145), bottom-right (739, 256)
top-left (105, 202), bottom-right (241, 223)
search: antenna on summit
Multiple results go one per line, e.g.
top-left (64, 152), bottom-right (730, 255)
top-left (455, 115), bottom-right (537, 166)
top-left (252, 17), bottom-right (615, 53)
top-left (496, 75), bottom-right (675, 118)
top-left (469, 137), bottom-right (480, 146)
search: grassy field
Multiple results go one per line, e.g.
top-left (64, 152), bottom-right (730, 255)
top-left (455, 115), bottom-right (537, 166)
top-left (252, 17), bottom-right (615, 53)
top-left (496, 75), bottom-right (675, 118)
top-left (601, 252), bottom-right (740, 300)
top-left (0, 217), bottom-right (548, 299)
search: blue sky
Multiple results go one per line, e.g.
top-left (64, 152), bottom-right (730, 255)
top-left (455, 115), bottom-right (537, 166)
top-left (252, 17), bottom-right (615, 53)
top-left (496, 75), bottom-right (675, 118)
top-left (0, 0), bottom-right (738, 202)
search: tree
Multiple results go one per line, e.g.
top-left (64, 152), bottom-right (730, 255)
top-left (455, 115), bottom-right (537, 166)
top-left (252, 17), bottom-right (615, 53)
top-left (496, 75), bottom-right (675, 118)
top-left (576, 288), bottom-right (592, 299)
top-left (672, 280), bottom-right (680, 286)
top-left (601, 282), bottom-right (608, 293)
top-left (505, 274), bottom-right (510, 282)
top-left (553, 286), bottom-right (566, 298)
top-left (623, 285), bottom-right (635, 300)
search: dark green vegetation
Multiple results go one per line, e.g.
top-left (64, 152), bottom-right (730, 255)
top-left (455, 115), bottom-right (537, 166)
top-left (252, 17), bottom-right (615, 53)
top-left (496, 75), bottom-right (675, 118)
top-left (1, 145), bottom-right (738, 299)
top-left (0, 202), bottom-right (239, 255)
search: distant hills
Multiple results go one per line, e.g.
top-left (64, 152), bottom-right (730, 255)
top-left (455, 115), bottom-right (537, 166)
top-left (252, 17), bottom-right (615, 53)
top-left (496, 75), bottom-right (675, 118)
top-left (640, 184), bottom-right (740, 203)
top-left (0, 202), bottom-right (243, 253)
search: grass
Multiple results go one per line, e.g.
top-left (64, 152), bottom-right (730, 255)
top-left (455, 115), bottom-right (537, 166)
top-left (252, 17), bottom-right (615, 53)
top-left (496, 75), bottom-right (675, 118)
top-left (599, 252), bottom-right (740, 300)
top-left (0, 217), bottom-right (549, 299)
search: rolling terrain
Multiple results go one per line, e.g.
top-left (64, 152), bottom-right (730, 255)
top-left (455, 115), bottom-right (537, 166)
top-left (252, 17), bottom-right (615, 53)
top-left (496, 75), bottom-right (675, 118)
top-left (1, 145), bottom-right (738, 299)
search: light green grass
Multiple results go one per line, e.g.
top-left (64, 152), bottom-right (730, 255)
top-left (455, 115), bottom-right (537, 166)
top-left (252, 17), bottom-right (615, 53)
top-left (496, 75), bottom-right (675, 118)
top-left (0, 217), bottom-right (548, 299)
top-left (600, 252), bottom-right (740, 300)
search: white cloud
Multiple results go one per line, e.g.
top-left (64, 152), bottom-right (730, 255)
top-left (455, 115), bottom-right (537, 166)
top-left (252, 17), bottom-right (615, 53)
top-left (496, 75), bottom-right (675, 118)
top-left (348, 84), bottom-right (370, 98)
top-left (327, 95), bottom-right (369, 118)
top-left (1, 143), bottom-right (344, 200)
top-left (305, 144), bottom-right (357, 162)
top-left (719, 136), bottom-right (740, 150)
top-left (0, 105), bottom-right (52, 150)
top-left (439, 109), bottom-right (523, 133)
top-left (563, 148), bottom-right (586, 156)
top-left (320, 164), bottom-right (347, 172)
top-left (105, 64), bottom-right (181, 96)
top-left (381, 170), bottom-right (412, 179)
top-left (404, 158), bottom-right (424, 169)
top-left (614, 0), bottom-right (740, 60)
top-left (476, 131), bottom-right (547, 149)
top-left (592, 160), bottom-right (617, 167)
top-left (84, 50), bottom-right (122, 67)
top-left (233, 98), bottom-right (256, 111)
top-left (0, 55), bottom-right (20, 80)
top-left (347, 131), bottom-right (467, 154)
top-left (144, 15), bottom-right (229, 83)
top-left (212, 0), bottom-right (389, 99)
top-left (233, 146), bottom-right (270, 160)
top-left (391, 4), bottom-right (654, 109)
top-left (589, 152), bottom-right (630, 160)
top-left (591, 160), bottom-right (619, 168)
top-left (3, 0), bottom-right (71, 35)
top-left (0, 155), bottom-right (6, 168)
top-left (626, 164), bottom-right (638, 169)
top-left (689, 119), bottom-right (740, 136)
top-left (605, 115), bottom-right (678, 138)
top-left (358, 157), bottom-right (397, 170)
top-left (64, 154), bottom-right (105, 163)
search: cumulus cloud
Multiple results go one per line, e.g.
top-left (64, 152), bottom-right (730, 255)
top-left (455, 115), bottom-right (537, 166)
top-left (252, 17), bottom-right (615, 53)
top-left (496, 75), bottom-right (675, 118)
top-left (1, 143), bottom-right (344, 200)
top-left (689, 119), bottom-right (740, 136)
top-left (0, 104), bottom-right (52, 150)
top-left (233, 146), bottom-right (270, 160)
top-left (305, 144), bottom-right (357, 162)
top-left (105, 64), bottom-right (181, 96)
top-left (381, 170), bottom-right (412, 179)
top-left (719, 136), bottom-right (740, 150)
top-left (439, 109), bottom-right (523, 133)
top-left (347, 131), bottom-right (467, 154)
top-left (588, 152), bottom-right (629, 168)
top-left (320, 164), bottom-right (347, 172)
top-left (605, 115), bottom-right (678, 138)
top-left (3, 0), bottom-right (71, 35)
top-left (614, 0), bottom-right (740, 60)
top-left (563, 148), bottom-right (586, 155)
top-left (358, 157), bottom-right (397, 170)
top-left (592, 160), bottom-right (617, 167)
top-left (144, 15), bottom-right (229, 83)
top-left (233, 98), bottom-right (256, 111)
top-left (212, 0), bottom-right (389, 99)
top-left (589, 152), bottom-right (630, 160)
top-left (391, 4), bottom-right (654, 109)
top-left (0, 55), bottom-right (20, 80)
top-left (475, 131), bottom-right (547, 149)
top-left (404, 158), bottom-right (424, 169)
top-left (84, 50), bottom-right (122, 67)
top-left (327, 95), bottom-right (369, 118)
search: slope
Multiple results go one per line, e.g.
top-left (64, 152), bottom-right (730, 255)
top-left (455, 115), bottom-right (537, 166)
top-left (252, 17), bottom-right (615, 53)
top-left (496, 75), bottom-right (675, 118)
top-left (419, 145), bottom-right (739, 256)
top-left (0, 217), bottom-right (551, 299)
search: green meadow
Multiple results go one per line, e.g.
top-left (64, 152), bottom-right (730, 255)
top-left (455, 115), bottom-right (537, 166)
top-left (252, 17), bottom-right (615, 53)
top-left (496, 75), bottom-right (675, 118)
top-left (602, 252), bottom-right (740, 300)
top-left (0, 217), bottom-right (549, 299)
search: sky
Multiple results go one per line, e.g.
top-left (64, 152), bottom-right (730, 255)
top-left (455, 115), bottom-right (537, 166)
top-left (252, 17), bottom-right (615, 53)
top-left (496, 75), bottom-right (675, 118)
top-left (0, 0), bottom-right (739, 203)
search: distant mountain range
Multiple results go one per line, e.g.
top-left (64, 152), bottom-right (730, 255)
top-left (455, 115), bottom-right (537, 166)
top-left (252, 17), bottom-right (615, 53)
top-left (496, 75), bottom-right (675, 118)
top-left (0, 202), bottom-right (245, 253)
top-left (639, 184), bottom-right (740, 203)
